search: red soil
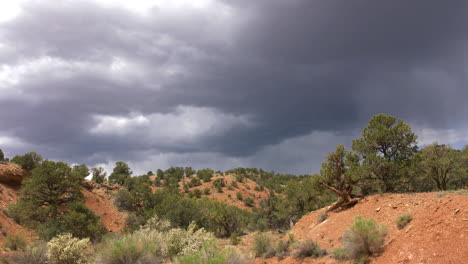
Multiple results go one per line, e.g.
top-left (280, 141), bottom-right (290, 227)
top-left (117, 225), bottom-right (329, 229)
top-left (82, 184), bottom-right (127, 233)
top-left (254, 191), bottom-right (468, 264)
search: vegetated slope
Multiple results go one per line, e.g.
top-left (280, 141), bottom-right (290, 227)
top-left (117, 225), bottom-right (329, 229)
top-left (0, 163), bottom-right (127, 246)
top-left (271, 191), bottom-right (467, 264)
top-left (180, 174), bottom-right (270, 210)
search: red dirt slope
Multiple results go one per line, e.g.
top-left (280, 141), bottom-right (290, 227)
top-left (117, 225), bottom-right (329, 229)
top-left (83, 182), bottom-right (128, 233)
top-left (279, 191), bottom-right (468, 264)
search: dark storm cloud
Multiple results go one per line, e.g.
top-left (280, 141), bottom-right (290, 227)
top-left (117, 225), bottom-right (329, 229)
top-left (0, 0), bottom-right (467, 173)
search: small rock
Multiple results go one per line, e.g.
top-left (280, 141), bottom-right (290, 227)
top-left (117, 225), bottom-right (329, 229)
top-left (376, 207), bottom-right (381, 212)
top-left (455, 209), bottom-right (460, 215)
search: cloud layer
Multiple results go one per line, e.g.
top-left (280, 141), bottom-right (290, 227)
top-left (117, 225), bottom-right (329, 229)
top-left (1, 0), bottom-right (467, 174)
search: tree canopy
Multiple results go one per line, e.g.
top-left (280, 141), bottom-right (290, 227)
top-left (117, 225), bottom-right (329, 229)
top-left (352, 114), bottom-right (418, 192)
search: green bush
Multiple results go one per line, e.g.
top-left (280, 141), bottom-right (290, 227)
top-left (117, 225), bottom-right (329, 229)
top-left (193, 189), bottom-right (202, 198)
top-left (275, 240), bottom-right (290, 257)
top-left (10, 152), bottom-right (43, 171)
top-left (213, 178), bottom-right (226, 189)
top-left (203, 188), bottom-right (211, 195)
top-left (47, 233), bottom-right (91, 264)
top-left (396, 213), bottom-right (413, 229)
top-left (243, 197), bottom-right (254, 207)
top-left (4, 232), bottom-right (27, 251)
top-left (293, 240), bottom-right (327, 258)
top-left (57, 202), bottom-right (107, 241)
top-left (236, 192), bottom-right (243, 201)
top-left (114, 189), bottom-right (136, 211)
top-left (340, 216), bottom-right (387, 262)
top-left (197, 169), bottom-right (214, 182)
top-left (332, 248), bottom-right (348, 260)
top-left (252, 233), bottom-right (273, 258)
top-left (9, 243), bottom-right (48, 264)
top-left (230, 232), bottom-right (241, 245)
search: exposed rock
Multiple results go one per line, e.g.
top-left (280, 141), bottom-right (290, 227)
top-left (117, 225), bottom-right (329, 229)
top-left (0, 163), bottom-right (28, 186)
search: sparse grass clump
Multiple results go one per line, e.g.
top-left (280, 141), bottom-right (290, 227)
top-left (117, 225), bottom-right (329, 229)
top-left (96, 230), bottom-right (162, 264)
top-left (9, 243), bottom-right (48, 264)
top-left (4, 232), bottom-right (27, 251)
top-left (252, 233), bottom-right (274, 258)
top-left (333, 216), bottom-right (387, 263)
top-left (275, 240), bottom-right (290, 257)
top-left (396, 213), bottom-right (412, 229)
top-left (97, 218), bottom-right (214, 263)
top-left (177, 241), bottom-right (246, 264)
top-left (317, 212), bottom-right (328, 223)
top-left (293, 240), bottom-right (327, 258)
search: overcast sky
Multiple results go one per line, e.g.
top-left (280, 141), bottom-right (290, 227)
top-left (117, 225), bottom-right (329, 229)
top-left (1, 0), bottom-right (467, 175)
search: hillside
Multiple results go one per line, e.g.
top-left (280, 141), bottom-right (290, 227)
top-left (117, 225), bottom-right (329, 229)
top-left (0, 163), bottom-right (127, 247)
top-left (254, 191), bottom-right (468, 264)
top-left (179, 173), bottom-right (270, 210)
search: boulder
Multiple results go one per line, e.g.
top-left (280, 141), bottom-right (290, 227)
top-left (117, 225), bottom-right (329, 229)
top-left (0, 163), bottom-right (28, 186)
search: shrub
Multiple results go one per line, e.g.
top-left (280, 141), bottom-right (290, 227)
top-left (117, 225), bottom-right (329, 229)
top-left (332, 248), bottom-right (348, 260)
top-left (340, 216), bottom-right (387, 262)
top-left (203, 188), bottom-right (211, 195)
top-left (236, 192), bottom-right (243, 201)
top-left (231, 181), bottom-right (239, 189)
top-left (230, 233), bottom-right (241, 245)
top-left (57, 202), bottom-right (107, 241)
top-left (124, 214), bottom-right (146, 233)
top-left (177, 242), bottom-right (245, 264)
top-left (275, 240), bottom-right (290, 257)
top-left (143, 215), bottom-right (171, 232)
top-left (114, 189), bottom-right (135, 211)
top-left (10, 152), bottom-right (43, 170)
top-left (197, 169), bottom-right (214, 182)
top-left (96, 230), bottom-right (162, 264)
top-left (235, 174), bottom-right (245, 183)
top-left (293, 240), bottom-right (327, 258)
top-left (4, 232), bottom-right (27, 251)
top-left (252, 233), bottom-right (273, 258)
top-left (396, 213), bottom-right (413, 229)
top-left (243, 197), bottom-right (254, 207)
top-left (193, 189), bottom-right (202, 198)
top-left (161, 223), bottom-right (214, 257)
top-left (9, 243), bottom-right (48, 264)
top-left (47, 233), bottom-right (91, 264)
top-left (317, 212), bottom-right (328, 223)
top-left (213, 179), bottom-right (226, 189)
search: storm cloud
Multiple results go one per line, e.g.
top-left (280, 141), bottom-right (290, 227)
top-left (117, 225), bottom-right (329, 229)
top-left (1, 0), bottom-right (467, 174)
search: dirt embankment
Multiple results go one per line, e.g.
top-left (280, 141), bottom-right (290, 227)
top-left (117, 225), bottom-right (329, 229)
top-left (82, 182), bottom-right (128, 233)
top-left (256, 191), bottom-right (468, 264)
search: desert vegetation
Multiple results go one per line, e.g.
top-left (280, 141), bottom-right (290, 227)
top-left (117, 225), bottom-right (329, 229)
top-left (1, 113), bottom-right (467, 263)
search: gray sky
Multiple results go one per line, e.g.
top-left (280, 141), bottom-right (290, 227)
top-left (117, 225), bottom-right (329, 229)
top-left (1, 0), bottom-right (467, 175)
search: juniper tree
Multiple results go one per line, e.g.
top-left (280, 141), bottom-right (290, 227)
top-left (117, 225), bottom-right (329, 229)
top-left (352, 114), bottom-right (418, 192)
